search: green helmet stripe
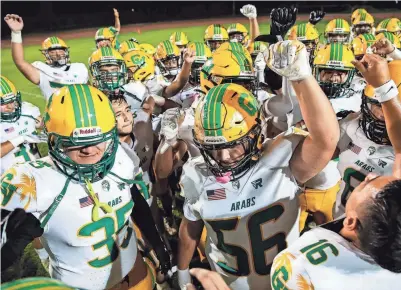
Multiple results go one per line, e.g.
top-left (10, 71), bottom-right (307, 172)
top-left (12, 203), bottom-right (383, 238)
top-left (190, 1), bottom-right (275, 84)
top-left (360, 12), bottom-right (366, 21)
top-left (254, 41), bottom-right (260, 50)
top-left (2, 277), bottom-right (75, 289)
top-left (382, 19), bottom-right (391, 29)
top-left (163, 40), bottom-right (173, 55)
top-left (128, 41), bottom-right (134, 49)
top-left (297, 23), bottom-right (306, 37)
top-left (68, 85), bottom-right (84, 128)
top-left (75, 85), bottom-right (90, 127)
top-left (204, 84), bottom-right (217, 133)
top-left (53, 37), bottom-right (59, 44)
top-left (99, 28), bottom-right (104, 37)
top-left (383, 31), bottom-right (394, 43)
top-left (0, 77), bottom-right (12, 94)
top-left (231, 50), bottom-right (249, 71)
top-left (339, 44), bottom-right (343, 62)
top-left (176, 32), bottom-right (181, 42)
top-left (213, 83), bottom-right (230, 136)
top-left (82, 85), bottom-right (97, 126)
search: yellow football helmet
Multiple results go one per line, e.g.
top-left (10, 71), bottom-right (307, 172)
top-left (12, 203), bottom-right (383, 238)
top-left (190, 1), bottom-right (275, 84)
top-left (40, 36), bottom-right (70, 67)
top-left (351, 11), bottom-right (374, 35)
top-left (2, 277), bottom-right (76, 290)
top-left (169, 31), bottom-right (189, 51)
top-left (376, 31), bottom-right (401, 50)
top-left (313, 43), bottom-right (356, 98)
top-left (44, 84), bottom-right (118, 183)
top-left (187, 42), bottom-right (212, 85)
top-left (376, 18), bottom-right (401, 36)
top-left (214, 42), bottom-right (253, 65)
top-left (118, 40), bottom-right (141, 56)
top-left (325, 19), bottom-right (351, 43)
top-left (124, 50), bottom-right (156, 82)
top-left (155, 40), bottom-right (181, 78)
top-left (193, 83), bottom-right (263, 179)
top-left (351, 33), bottom-right (376, 59)
top-left (139, 43), bottom-right (156, 56)
top-left (200, 49), bottom-right (255, 95)
top-left (95, 27), bottom-right (116, 48)
top-left (247, 41), bottom-right (268, 63)
top-left (227, 23), bottom-right (249, 46)
top-left (361, 60), bottom-right (401, 145)
top-left (0, 75), bottom-right (21, 122)
top-left (88, 47), bottom-right (127, 94)
top-left (351, 8), bottom-right (368, 23)
top-left (287, 22), bottom-right (320, 64)
top-left (204, 24), bottom-right (229, 52)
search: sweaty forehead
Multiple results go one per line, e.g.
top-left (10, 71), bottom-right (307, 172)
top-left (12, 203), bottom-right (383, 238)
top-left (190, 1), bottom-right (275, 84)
top-left (361, 176), bottom-right (397, 199)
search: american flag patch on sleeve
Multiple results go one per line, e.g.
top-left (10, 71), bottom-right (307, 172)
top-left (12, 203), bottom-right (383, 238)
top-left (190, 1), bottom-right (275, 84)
top-left (347, 142), bottom-right (362, 155)
top-left (206, 188), bottom-right (226, 201)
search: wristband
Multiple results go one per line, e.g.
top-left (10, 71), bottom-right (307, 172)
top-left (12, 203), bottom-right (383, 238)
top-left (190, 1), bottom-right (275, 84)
top-left (388, 47), bottom-right (401, 60)
top-left (178, 268), bottom-right (192, 289)
top-left (10, 136), bottom-right (25, 148)
top-left (374, 79), bottom-right (398, 103)
top-left (11, 31), bottom-right (22, 43)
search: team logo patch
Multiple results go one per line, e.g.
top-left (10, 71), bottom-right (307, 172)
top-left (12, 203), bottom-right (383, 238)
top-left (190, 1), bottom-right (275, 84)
top-left (251, 178), bottom-right (263, 189)
top-left (232, 180), bottom-right (240, 190)
top-left (102, 180), bottom-right (110, 192)
top-left (378, 159), bottom-right (387, 168)
top-left (367, 146), bottom-right (376, 156)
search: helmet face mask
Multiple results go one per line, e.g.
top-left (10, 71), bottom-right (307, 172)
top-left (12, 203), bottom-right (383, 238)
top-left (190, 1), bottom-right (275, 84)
top-left (229, 32), bottom-right (245, 44)
top-left (0, 92), bottom-right (21, 123)
top-left (96, 39), bottom-right (113, 49)
top-left (314, 67), bottom-right (355, 98)
top-left (207, 40), bottom-right (225, 52)
top-left (158, 55), bottom-right (181, 78)
top-left (44, 48), bottom-right (69, 67)
top-left (91, 60), bottom-right (127, 94)
top-left (327, 33), bottom-right (350, 43)
top-left (360, 96), bottom-right (390, 145)
top-left (353, 24), bottom-right (373, 35)
top-left (190, 61), bottom-right (204, 85)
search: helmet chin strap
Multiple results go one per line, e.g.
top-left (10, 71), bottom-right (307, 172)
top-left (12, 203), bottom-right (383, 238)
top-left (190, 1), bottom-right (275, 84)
top-left (216, 172), bottom-right (232, 183)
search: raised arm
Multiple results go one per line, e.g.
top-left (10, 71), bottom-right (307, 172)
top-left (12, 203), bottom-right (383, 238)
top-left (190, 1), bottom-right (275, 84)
top-left (113, 8), bottom-right (121, 33)
top-left (240, 5), bottom-right (260, 39)
top-left (353, 55), bottom-right (401, 178)
top-left (163, 49), bottom-right (195, 98)
top-left (265, 40), bottom-right (339, 183)
top-left (4, 14), bottom-right (40, 85)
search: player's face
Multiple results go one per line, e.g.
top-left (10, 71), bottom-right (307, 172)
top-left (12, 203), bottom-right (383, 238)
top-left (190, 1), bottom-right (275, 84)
top-left (346, 175), bottom-right (397, 216)
top-left (177, 44), bottom-right (186, 53)
top-left (209, 40), bottom-right (224, 51)
top-left (1, 101), bottom-right (16, 113)
top-left (319, 69), bottom-right (348, 84)
top-left (112, 100), bottom-right (133, 136)
top-left (328, 34), bottom-right (348, 43)
top-left (354, 24), bottom-right (372, 35)
top-left (64, 142), bottom-right (107, 164)
top-left (229, 33), bottom-right (244, 43)
top-left (164, 58), bottom-right (179, 70)
top-left (97, 39), bottom-right (112, 48)
top-left (210, 143), bottom-right (246, 167)
top-left (369, 103), bottom-right (385, 121)
top-left (99, 65), bottom-right (119, 82)
top-left (48, 49), bottom-right (66, 62)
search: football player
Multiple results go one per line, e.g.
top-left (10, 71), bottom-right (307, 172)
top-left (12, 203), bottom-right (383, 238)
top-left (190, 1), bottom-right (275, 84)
top-left (204, 24), bottom-right (229, 52)
top-left (94, 8), bottom-right (121, 49)
top-left (155, 40), bottom-right (182, 82)
top-left (118, 40), bottom-right (141, 56)
top-left (4, 14), bottom-right (89, 101)
top-left (333, 59), bottom-right (401, 217)
top-left (287, 22), bottom-right (320, 66)
top-left (271, 54), bottom-right (401, 290)
top-left (375, 32), bottom-right (401, 58)
top-left (0, 84), bottom-right (169, 289)
top-left (170, 31), bottom-right (190, 53)
top-left (0, 76), bottom-right (45, 175)
top-left (313, 43), bottom-right (361, 114)
top-left (325, 18), bottom-right (352, 44)
top-left (351, 11), bottom-right (375, 37)
top-left (376, 18), bottom-right (401, 37)
top-left (177, 39), bottom-right (340, 290)
top-left (227, 23), bottom-right (250, 47)
top-left (371, 33), bottom-right (401, 60)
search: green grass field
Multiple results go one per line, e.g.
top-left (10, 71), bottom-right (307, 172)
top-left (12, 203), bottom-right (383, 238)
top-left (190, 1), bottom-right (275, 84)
top-left (0, 20), bottom-right (336, 113)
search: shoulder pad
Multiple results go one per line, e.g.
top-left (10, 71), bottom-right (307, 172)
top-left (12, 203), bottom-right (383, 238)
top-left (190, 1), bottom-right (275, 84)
top-left (180, 156), bottom-right (208, 204)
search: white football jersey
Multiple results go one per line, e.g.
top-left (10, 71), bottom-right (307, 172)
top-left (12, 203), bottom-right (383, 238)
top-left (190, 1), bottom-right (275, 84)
top-left (182, 130), bottom-right (306, 290)
top-left (122, 81), bottom-right (150, 113)
top-left (335, 113), bottom-right (394, 217)
top-left (1, 102), bottom-right (41, 174)
top-left (0, 146), bottom-right (141, 290)
top-left (32, 61), bottom-right (89, 100)
top-left (144, 75), bottom-right (171, 99)
top-left (270, 225), bottom-right (400, 290)
top-left (350, 75), bottom-right (367, 98)
top-left (120, 140), bottom-right (153, 206)
top-left (329, 89), bottom-right (362, 115)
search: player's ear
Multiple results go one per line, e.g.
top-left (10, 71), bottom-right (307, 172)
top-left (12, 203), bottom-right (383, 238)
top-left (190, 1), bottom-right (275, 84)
top-left (343, 214), bottom-right (358, 232)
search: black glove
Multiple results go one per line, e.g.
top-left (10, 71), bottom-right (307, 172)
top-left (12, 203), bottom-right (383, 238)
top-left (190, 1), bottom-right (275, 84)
top-left (1, 209), bottom-right (43, 271)
top-left (309, 9), bottom-right (326, 25)
top-left (270, 7), bottom-right (298, 39)
top-left (154, 245), bottom-right (171, 275)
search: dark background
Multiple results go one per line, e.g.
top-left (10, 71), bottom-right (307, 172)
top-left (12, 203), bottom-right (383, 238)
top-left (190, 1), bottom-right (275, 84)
top-left (1, 1), bottom-right (400, 38)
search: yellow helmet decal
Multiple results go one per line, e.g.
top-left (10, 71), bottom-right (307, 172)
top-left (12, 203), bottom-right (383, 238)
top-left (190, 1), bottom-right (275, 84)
top-left (194, 83), bottom-right (258, 142)
top-left (124, 50), bottom-right (155, 82)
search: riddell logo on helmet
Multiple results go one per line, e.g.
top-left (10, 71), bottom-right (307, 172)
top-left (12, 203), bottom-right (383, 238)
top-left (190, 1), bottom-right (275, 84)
top-left (326, 60), bottom-right (344, 67)
top-left (73, 127), bottom-right (102, 137)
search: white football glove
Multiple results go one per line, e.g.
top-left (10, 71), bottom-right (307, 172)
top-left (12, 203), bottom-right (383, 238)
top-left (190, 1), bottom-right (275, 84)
top-left (240, 4), bottom-right (257, 19)
top-left (263, 40), bottom-right (312, 81)
top-left (160, 108), bottom-right (184, 146)
top-left (10, 132), bottom-right (47, 147)
top-left (254, 52), bottom-right (266, 71)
